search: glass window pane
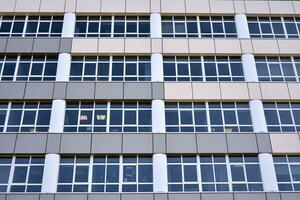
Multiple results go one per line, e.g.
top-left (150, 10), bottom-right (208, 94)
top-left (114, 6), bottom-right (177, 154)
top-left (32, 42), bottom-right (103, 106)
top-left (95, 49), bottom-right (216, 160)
top-left (275, 165), bottom-right (291, 182)
top-left (184, 165), bottom-right (197, 182)
top-left (13, 166), bottom-right (27, 183)
top-left (246, 165), bottom-right (262, 182)
top-left (0, 166), bottom-right (10, 183)
top-left (138, 165), bottom-right (152, 183)
top-left (75, 166), bottom-right (89, 182)
top-left (168, 165), bottom-right (182, 182)
top-left (58, 165), bottom-right (73, 183)
top-left (201, 165), bottom-right (214, 182)
top-left (106, 165), bottom-right (119, 183)
top-left (231, 165), bottom-right (245, 181)
top-left (28, 166), bottom-right (43, 183)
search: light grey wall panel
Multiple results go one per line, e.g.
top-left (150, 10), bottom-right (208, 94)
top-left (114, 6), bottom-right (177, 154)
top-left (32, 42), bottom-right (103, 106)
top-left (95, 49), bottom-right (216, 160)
top-left (0, 38), bottom-right (7, 52)
top-left (201, 193), bottom-right (234, 200)
top-left (91, 134), bottom-right (122, 154)
top-left (6, 194), bottom-right (39, 200)
top-left (226, 134), bottom-right (258, 153)
top-left (66, 82), bottom-right (95, 99)
top-left (266, 193), bottom-right (281, 200)
top-left (24, 82), bottom-right (54, 99)
top-left (197, 134), bottom-right (228, 153)
top-left (32, 38), bottom-right (60, 53)
top-left (124, 82), bottom-right (152, 99)
top-left (0, 134), bottom-right (16, 153)
top-left (281, 193), bottom-right (300, 200)
top-left (46, 133), bottom-right (61, 153)
top-left (60, 134), bottom-right (91, 154)
top-left (0, 195), bottom-right (5, 200)
top-left (122, 194), bottom-right (153, 200)
top-left (59, 38), bottom-right (72, 53)
top-left (15, 134), bottom-right (47, 153)
top-left (154, 194), bottom-right (168, 200)
top-left (169, 193), bottom-right (201, 200)
top-left (153, 133), bottom-right (166, 153)
top-left (122, 134), bottom-right (153, 153)
top-left (256, 134), bottom-right (272, 153)
top-left (6, 38), bottom-right (34, 53)
top-left (234, 193), bottom-right (266, 200)
top-left (0, 82), bottom-right (25, 99)
top-left (53, 82), bottom-right (67, 99)
top-left (40, 194), bottom-right (55, 200)
top-left (55, 194), bottom-right (88, 200)
top-left (166, 134), bottom-right (197, 153)
top-left (95, 82), bottom-right (124, 99)
top-left (89, 194), bottom-right (121, 200)
top-left (152, 82), bottom-right (164, 99)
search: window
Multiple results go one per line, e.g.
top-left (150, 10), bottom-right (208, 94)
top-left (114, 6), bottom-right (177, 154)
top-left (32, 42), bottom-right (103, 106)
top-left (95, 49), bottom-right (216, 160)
top-left (255, 56), bottom-right (300, 82)
top-left (3, 102), bottom-right (52, 133)
top-left (57, 156), bottom-right (153, 193)
top-left (75, 16), bottom-right (150, 37)
top-left (70, 56), bottom-right (151, 81)
top-left (0, 16), bottom-right (63, 37)
top-left (248, 17), bottom-right (300, 38)
top-left (167, 155), bottom-right (262, 192)
top-left (0, 55), bottom-right (58, 81)
top-left (163, 56), bottom-right (244, 81)
top-left (264, 102), bottom-right (300, 132)
top-left (0, 156), bottom-right (44, 193)
top-left (165, 102), bottom-right (253, 133)
top-left (162, 16), bottom-right (237, 38)
top-left (64, 102), bottom-right (152, 133)
top-left (274, 155), bottom-right (300, 191)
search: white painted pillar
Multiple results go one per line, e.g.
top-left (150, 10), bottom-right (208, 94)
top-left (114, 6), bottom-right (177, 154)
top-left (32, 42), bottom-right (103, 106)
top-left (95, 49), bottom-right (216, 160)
top-left (41, 154), bottom-right (60, 193)
top-left (259, 153), bottom-right (279, 192)
top-left (249, 100), bottom-right (268, 133)
top-left (62, 12), bottom-right (76, 37)
top-left (153, 153), bottom-right (168, 192)
top-left (49, 100), bottom-right (66, 133)
top-left (242, 54), bottom-right (259, 82)
top-left (56, 53), bottom-right (71, 81)
top-left (235, 13), bottom-right (250, 39)
top-left (152, 100), bottom-right (166, 133)
top-left (151, 53), bottom-right (164, 82)
top-left (150, 13), bottom-right (162, 38)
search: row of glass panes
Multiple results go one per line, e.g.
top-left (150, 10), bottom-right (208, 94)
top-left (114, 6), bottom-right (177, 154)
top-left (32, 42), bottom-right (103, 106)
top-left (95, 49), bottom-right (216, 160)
top-left (0, 101), bottom-right (299, 133)
top-left (0, 155), bottom-right (299, 193)
top-left (2, 55), bottom-right (300, 82)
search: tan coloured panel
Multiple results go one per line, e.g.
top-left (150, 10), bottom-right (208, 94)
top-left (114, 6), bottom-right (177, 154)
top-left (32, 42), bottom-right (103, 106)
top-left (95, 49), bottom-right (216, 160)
top-left (252, 39), bottom-right (279, 54)
top-left (260, 83), bottom-right (290, 100)
top-left (240, 39), bottom-right (253, 54)
top-left (165, 83), bottom-right (193, 100)
top-left (209, 0), bottom-right (235, 14)
top-left (185, 0), bottom-right (210, 14)
top-left (287, 83), bottom-right (300, 100)
top-left (98, 38), bottom-right (125, 54)
top-left (40, 0), bottom-right (65, 12)
top-left (215, 39), bottom-right (241, 54)
top-left (268, 1), bottom-right (294, 14)
top-left (101, 0), bottom-right (126, 13)
top-left (163, 39), bottom-right (189, 54)
top-left (161, 0), bottom-right (185, 13)
top-left (125, 39), bottom-right (151, 54)
top-left (192, 83), bottom-right (221, 100)
top-left (65, 0), bottom-right (76, 12)
top-left (126, 0), bottom-right (150, 13)
top-left (72, 38), bottom-right (98, 54)
top-left (245, 0), bottom-right (270, 14)
top-left (151, 39), bottom-right (162, 53)
top-left (278, 40), bottom-right (300, 55)
top-left (220, 83), bottom-right (249, 100)
top-left (247, 83), bottom-right (262, 100)
top-left (15, 0), bottom-right (41, 12)
top-left (188, 39), bottom-right (215, 54)
top-left (293, 1), bottom-right (300, 14)
top-left (270, 134), bottom-right (300, 153)
top-left (233, 0), bottom-right (246, 14)
top-left (76, 0), bottom-right (101, 13)
top-left (0, 0), bottom-right (16, 12)
top-left (151, 0), bottom-right (161, 13)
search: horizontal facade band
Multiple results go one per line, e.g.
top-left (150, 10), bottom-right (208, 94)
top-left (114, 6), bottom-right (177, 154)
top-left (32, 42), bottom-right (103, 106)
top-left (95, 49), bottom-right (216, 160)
top-left (0, 0), bottom-right (299, 15)
top-left (0, 133), bottom-right (299, 154)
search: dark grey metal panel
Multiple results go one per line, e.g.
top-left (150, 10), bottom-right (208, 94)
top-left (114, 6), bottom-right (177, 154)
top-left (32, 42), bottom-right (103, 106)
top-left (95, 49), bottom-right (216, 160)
top-left (201, 193), bottom-right (233, 200)
top-left (0, 38), bottom-right (7, 52)
top-left (0, 134), bottom-right (16, 153)
top-left (152, 82), bottom-right (164, 100)
top-left (122, 194), bottom-right (154, 200)
top-left (15, 134), bottom-right (47, 154)
top-left (122, 134), bottom-right (153, 154)
top-left (166, 134), bottom-right (197, 153)
top-left (0, 82), bottom-right (25, 99)
top-left (24, 82), bottom-right (54, 99)
top-left (60, 134), bottom-right (91, 154)
top-left (153, 133), bottom-right (166, 153)
top-left (256, 134), bottom-right (272, 153)
top-left (66, 82), bottom-right (95, 99)
top-left (6, 38), bottom-right (34, 53)
top-left (59, 38), bottom-right (72, 53)
top-left (234, 193), bottom-right (266, 200)
top-left (55, 194), bottom-right (88, 200)
top-left (53, 82), bottom-right (67, 99)
top-left (169, 193), bottom-right (201, 200)
top-left (32, 38), bottom-right (60, 53)
top-left (281, 193), bottom-right (300, 200)
top-left (123, 82), bottom-right (152, 99)
top-left (197, 134), bottom-right (228, 153)
top-left (91, 134), bottom-right (122, 154)
top-left (89, 194), bottom-right (121, 200)
top-left (6, 194), bottom-right (39, 200)
top-left (227, 134), bottom-right (258, 153)
top-left (46, 133), bottom-right (61, 153)
top-left (95, 82), bottom-right (124, 100)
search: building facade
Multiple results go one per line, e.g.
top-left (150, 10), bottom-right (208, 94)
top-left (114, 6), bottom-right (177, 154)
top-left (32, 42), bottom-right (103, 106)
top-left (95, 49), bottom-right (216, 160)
top-left (0, 0), bottom-right (300, 199)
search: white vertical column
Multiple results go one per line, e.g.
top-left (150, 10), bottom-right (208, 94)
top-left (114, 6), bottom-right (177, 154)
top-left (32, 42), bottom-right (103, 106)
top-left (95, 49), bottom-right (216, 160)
top-left (235, 13), bottom-right (250, 39)
top-left (249, 100), bottom-right (268, 133)
top-left (152, 100), bottom-right (166, 133)
top-left (49, 100), bottom-right (66, 133)
top-left (259, 153), bottom-right (279, 192)
top-left (42, 154), bottom-right (60, 193)
top-left (56, 53), bottom-right (71, 81)
top-left (62, 12), bottom-right (76, 37)
top-left (153, 153), bottom-right (168, 192)
top-left (151, 53), bottom-right (164, 82)
top-left (242, 54), bottom-right (259, 82)
top-left (150, 13), bottom-right (162, 38)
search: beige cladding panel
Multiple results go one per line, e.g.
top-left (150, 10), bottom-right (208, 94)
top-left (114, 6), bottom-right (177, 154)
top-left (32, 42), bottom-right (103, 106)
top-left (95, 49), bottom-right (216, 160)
top-left (270, 134), bottom-right (300, 153)
top-left (164, 83), bottom-right (193, 100)
top-left (0, 0), bottom-right (16, 13)
top-left (72, 38), bottom-right (98, 54)
top-left (260, 83), bottom-right (290, 100)
top-left (76, 0), bottom-right (101, 13)
top-left (185, 0), bottom-right (210, 14)
top-left (240, 39), bottom-right (254, 54)
top-left (233, 0), bottom-right (246, 14)
top-left (215, 39), bottom-right (241, 54)
top-left (98, 38), bottom-right (125, 54)
top-left (125, 39), bottom-right (151, 54)
top-left (293, 1), bottom-right (300, 15)
top-left (65, 0), bottom-right (76, 12)
top-left (245, 0), bottom-right (270, 14)
top-left (278, 40), bottom-right (300, 55)
top-left (188, 39), bottom-right (215, 54)
top-left (268, 1), bottom-right (294, 15)
top-left (15, 0), bottom-right (41, 12)
top-left (209, 0), bottom-right (235, 14)
top-left (40, 0), bottom-right (65, 12)
top-left (161, 0), bottom-right (185, 13)
top-left (101, 0), bottom-right (126, 13)
top-left (252, 40), bottom-right (279, 55)
top-left (220, 83), bottom-right (249, 100)
top-left (247, 83), bottom-right (262, 100)
top-left (150, 0), bottom-right (161, 13)
top-left (126, 0), bottom-right (150, 13)
top-left (192, 83), bottom-right (221, 100)
top-left (151, 39), bottom-right (162, 54)
top-left (162, 39), bottom-right (189, 54)
top-left (287, 83), bottom-right (300, 100)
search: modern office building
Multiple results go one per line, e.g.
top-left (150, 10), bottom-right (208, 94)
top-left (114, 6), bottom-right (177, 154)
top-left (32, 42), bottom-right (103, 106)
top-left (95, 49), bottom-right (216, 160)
top-left (0, 0), bottom-right (300, 200)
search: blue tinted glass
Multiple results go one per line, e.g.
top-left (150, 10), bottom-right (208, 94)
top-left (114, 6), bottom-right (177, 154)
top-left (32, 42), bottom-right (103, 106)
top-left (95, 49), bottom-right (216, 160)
top-left (94, 110), bottom-right (107, 125)
top-left (162, 22), bottom-right (173, 34)
top-left (209, 110), bottom-right (222, 125)
top-left (58, 165), bottom-right (73, 183)
top-left (126, 63), bottom-right (137, 75)
top-left (88, 22), bottom-right (99, 33)
top-left (114, 22), bottom-right (125, 33)
top-left (17, 63), bottom-right (30, 76)
top-left (293, 110), bottom-right (300, 125)
top-left (279, 111), bottom-right (293, 124)
top-left (139, 110), bottom-right (151, 125)
top-left (51, 22), bottom-right (63, 33)
top-left (22, 111), bottom-right (36, 125)
top-left (80, 111), bottom-right (92, 125)
top-left (110, 110), bottom-right (122, 125)
top-left (164, 63), bottom-right (176, 76)
top-left (273, 23), bottom-right (285, 34)
top-left (168, 165), bottom-right (182, 182)
top-left (28, 166), bottom-right (43, 183)
top-left (180, 111), bottom-right (193, 124)
top-left (238, 111), bottom-right (252, 125)
top-left (291, 165), bottom-right (300, 181)
top-left (65, 110), bottom-right (78, 125)
top-left (246, 165), bottom-right (261, 182)
top-left (106, 165), bottom-right (119, 183)
top-left (223, 111), bottom-right (236, 124)
top-left (275, 165), bottom-right (291, 182)
top-left (139, 165), bottom-right (152, 183)
top-left (75, 166), bottom-right (89, 182)
top-left (201, 165), bottom-right (214, 182)
top-left (139, 22), bottom-right (150, 33)
top-left (204, 63), bottom-right (216, 76)
top-left (38, 22), bottom-right (50, 32)
top-left (13, 166), bottom-right (27, 183)
top-left (8, 110), bottom-right (22, 125)
top-left (187, 22), bottom-right (198, 33)
top-left (224, 22), bottom-right (236, 33)
top-left (184, 165), bottom-right (197, 182)
top-left (0, 166), bottom-right (10, 183)
top-left (12, 22), bottom-right (24, 33)
top-left (26, 22), bottom-right (38, 33)
top-left (75, 22), bottom-right (87, 33)
top-left (100, 22), bottom-right (111, 34)
top-left (231, 165), bottom-right (245, 181)
top-left (194, 110), bottom-right (207, 125)
top-left (0, 22), bottom-right (12, 33)
top-left (260, 23), bottom-right (272, 34)
top-left (112, 63), bottom-right (123, 76)
top-left (200, 22), bottom-right (211, 33)
top-left (248, 23), bottom-right (260, 34)
top-left (3, 63), bottom-right (16, 76)
top-left (70, 63), bottom-right (83, 76)
top-left (84, 63), bottom-right (96, 75)
top-left (123, 166), bottom-right (136, 182)
top-left (0, 110), bottom-right (7, 125)
top-left (215, 165), bottom-right (228, 182)
top-left (31, 63), bottom-right (43, 75)
top-left (98, 63), bottom-right (109, 76)
top-left (265, 110), bottom-right (279, 125)
top-left (177, 64), bottom-right (189, 75)
top-left (165, 110), bottom-right (179, 125)
top-left (127, 22), bottom-right (137, 33)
